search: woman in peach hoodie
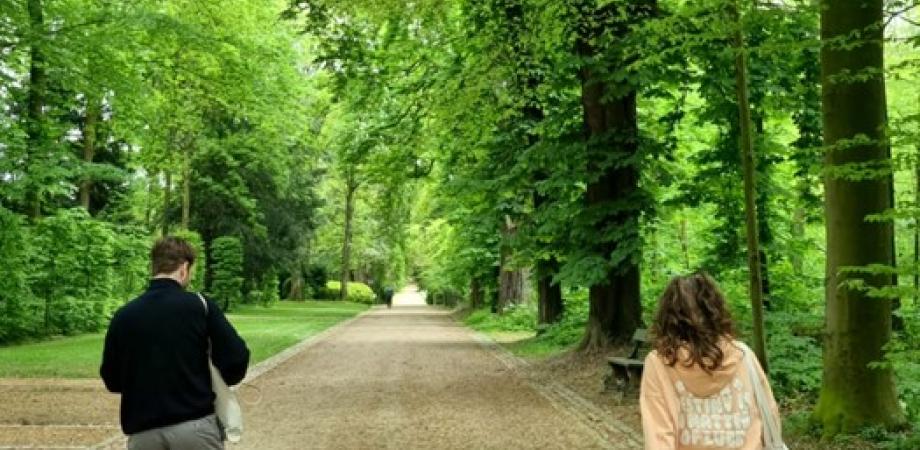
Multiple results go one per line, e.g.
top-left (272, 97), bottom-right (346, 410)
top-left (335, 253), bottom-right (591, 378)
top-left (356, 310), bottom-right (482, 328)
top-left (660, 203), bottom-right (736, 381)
top-left (640, 273), bottom-right (782, 450)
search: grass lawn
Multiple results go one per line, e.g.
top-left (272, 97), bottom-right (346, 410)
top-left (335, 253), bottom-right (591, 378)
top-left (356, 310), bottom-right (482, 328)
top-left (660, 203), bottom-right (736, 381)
top-left (0, 300), bottom-right (368, 378)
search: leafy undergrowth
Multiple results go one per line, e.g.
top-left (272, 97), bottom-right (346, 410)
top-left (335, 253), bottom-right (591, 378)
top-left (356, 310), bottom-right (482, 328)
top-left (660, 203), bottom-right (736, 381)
top-left (782, 411), bottom-right (920, 450)
top-left (464, 290), bottom-right (590, 358)
top-left (0, 300), bottom-right (367, 378)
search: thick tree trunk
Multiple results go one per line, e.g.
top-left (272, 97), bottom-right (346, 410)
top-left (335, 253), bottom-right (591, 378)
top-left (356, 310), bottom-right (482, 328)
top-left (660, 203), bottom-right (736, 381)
top-left (498, 0), bottom-right (563, 324)
top-left (470, 277), bottom-right (483, 309)
top-left (79, 97), bottom-right (100, 211)
top-left (536, 256), bottom-right (563, 325)
top-left (576, 1), bottom-right (651, 350)
top-left (25, 0), bottom-right (45, 219)
top-left (731, 1), bottom-right (768, 372)
top-left (497, 216), bottom-right (524, 312)
top-left (812, 0), bottom-right (905, 435)
top-left (340, 176), bottom-right (357, 301)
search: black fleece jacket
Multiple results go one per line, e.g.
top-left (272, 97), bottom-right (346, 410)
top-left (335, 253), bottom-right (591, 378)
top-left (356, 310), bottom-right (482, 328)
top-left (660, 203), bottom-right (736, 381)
top-left (100, 278), bottom-right (250, 434)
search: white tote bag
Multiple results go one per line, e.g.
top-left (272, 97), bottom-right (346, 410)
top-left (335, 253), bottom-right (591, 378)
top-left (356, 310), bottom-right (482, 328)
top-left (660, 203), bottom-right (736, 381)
top-left (741, 343), bottom-right (788, 450)
top-left (198, 294), bottom-right (244, 443)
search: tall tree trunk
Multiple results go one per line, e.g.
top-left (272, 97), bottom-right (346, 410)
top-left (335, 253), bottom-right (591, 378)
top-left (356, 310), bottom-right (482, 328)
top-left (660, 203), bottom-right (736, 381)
top-left (470, 277), bottom-right (483, 309)
top-left (25, 0), bottom-right (45, 219)
top-left (536, 255), bottom-right (563, 325)
top-left (340, 175), bottom-right (358, 301)
top-left (576, 0), bottom-right (652, 350)
top-left (731, 1), bottom-right (768, 372)
top-left (752, 113), bottom-right (773, 311)
top-left (145, 175), bottom-right (155, 230)
top-left (535, 171), bottom-right (563, 324)
top-left (181, 142), bottom-right (191, 229)
top-left (79, 96), bottom-right (101, 212)
top-left (812, 0), bottom-right (905, 434)
top-left (162, 170), bottom-right (172, 236)
top-left (679, 215), bottom-right (691, 270)
top-left (790, 207), bottom-right (806, 273)
top-left (497, 215), bottom-right (523, 312)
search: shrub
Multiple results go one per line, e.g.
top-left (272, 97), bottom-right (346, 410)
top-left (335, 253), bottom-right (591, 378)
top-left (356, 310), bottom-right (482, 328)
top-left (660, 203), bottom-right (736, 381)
top-left (427, 288), bottom-right (463, 307)
top-left (465, 303), bottom-right (537, 332)
top-left (111, 227), bottom-right (149, 303)
top-left (29, 209), bottom-right (116, 335)
top-left (304, 264), bottom-right (327, 298)
top-left (0, 208), bottom-right (39, 343)
top-left (319, 280), bottom-right (341, 300)
top-left (258, 270), bottom-right (281, 307)
top-left (765, 312), bottom-right (823, 401)
top-left (321, 280), bottom-right (375, 304)
top-left (210, 236), bottom-right (244, 311)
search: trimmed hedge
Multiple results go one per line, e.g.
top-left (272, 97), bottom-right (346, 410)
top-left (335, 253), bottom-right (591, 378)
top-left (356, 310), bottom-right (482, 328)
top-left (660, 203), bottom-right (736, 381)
top-left (0, 208), bottom-right (150, 344)
top-left (210, 236), bottom-right (244, 311)
top-left (321, 281), bottom-right (376, 304)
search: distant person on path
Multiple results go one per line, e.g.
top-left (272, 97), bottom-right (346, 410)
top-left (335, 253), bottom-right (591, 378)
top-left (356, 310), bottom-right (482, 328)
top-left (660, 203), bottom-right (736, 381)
top-left (383, 286), bottom-right (395, 308)
top-left (640, 272), bottom-right (781, 450)
top-left (100, 236), bottom-right (250, 449)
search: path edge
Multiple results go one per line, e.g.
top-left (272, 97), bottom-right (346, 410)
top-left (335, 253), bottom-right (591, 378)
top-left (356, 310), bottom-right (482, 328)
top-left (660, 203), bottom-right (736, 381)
top-left (465, 327), bottom-right (643, 450)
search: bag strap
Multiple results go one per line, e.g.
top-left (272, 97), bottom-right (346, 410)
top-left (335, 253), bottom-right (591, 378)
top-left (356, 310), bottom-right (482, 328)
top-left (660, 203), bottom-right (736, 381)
top-left (740, 342), bottom-right (783, 449)
top-left (196, 293), bottom-right (213, 355)
top-left (197, 293), bottom-right (208, 314)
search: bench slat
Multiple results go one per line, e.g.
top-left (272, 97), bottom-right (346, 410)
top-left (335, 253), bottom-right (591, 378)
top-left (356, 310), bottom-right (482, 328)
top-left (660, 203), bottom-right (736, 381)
top-left (608, 357), bottom-right (644, 367)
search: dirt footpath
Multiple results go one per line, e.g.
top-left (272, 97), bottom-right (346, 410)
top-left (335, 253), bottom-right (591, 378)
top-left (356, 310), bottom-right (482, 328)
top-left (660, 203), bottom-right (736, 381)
top-left (237, 286), bottom-right (641, 450)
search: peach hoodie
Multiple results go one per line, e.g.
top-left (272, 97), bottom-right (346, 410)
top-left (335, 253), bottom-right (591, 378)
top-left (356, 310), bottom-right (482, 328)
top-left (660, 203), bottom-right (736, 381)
top-left (639, 340), bottom-right (780, 450)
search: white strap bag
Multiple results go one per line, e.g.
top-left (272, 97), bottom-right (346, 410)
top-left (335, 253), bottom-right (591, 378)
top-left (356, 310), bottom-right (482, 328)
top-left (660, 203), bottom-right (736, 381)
top-left (741, 343), bottom-right (788, 450)
top-left (198, 294), bottom-right (243, 443)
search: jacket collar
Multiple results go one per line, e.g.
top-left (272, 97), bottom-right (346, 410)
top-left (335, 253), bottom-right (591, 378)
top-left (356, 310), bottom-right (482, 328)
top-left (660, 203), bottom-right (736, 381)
top-left (148, 278), bottom-right (184, 291)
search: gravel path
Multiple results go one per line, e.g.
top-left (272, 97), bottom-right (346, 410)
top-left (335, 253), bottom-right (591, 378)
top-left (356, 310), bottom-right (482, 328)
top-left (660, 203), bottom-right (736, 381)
top-left (1, 287), bottom-right (642, 449)
top-left (236, 286), bottom-right (637, 450)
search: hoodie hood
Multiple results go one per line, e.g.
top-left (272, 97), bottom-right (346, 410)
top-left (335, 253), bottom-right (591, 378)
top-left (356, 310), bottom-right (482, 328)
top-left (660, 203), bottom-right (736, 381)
top-left (665, 339), bottom-right (744, 398)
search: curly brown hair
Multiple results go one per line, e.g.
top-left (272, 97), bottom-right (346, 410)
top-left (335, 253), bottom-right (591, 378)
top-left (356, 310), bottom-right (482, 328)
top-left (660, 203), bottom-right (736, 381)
top-left (651, 272), bottom-right (736, 373)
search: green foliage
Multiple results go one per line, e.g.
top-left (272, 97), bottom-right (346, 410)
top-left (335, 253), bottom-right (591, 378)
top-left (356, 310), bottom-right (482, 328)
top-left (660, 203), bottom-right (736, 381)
top-left (0, 208), bottom-right (38, 343)
top-left (110, 228), bottom-right (150, 303)
top-left (209, 236), bottom-right (244, 311)
top-left (465, 289), bottom-right (590, 357)
top-left (251, 270), bottom-right (281, 307)
top-left (465, 304), bottom-right (537, 333)
top-left (765, 313), bottom-right (823, 401)
top-left (29, 209), bottom-right (117, 336)
top-left (321, 281), bottom-right (376, 304)
top-left (0, 208), bottom-right (149, 344)
top-left (304, 264), bottom-right (328, 299)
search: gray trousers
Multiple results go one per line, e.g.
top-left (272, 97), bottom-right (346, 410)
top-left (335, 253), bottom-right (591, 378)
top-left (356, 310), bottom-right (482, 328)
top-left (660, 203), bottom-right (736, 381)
top-left (127, 414), bottom-right (223, 450)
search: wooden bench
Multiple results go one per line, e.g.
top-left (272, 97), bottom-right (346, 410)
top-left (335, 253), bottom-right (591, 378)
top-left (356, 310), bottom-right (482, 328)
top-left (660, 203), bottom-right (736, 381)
top-left (604, 328), bottom-right (650, 397)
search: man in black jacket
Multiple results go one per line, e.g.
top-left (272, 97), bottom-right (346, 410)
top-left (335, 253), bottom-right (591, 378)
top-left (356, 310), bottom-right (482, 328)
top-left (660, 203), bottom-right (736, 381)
top-left (100, 236), bottom-right (250, 449)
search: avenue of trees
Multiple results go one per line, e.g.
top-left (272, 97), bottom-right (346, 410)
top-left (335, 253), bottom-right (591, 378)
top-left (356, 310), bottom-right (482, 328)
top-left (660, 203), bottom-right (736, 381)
top-left (2, 0), bottom-right (920, 443)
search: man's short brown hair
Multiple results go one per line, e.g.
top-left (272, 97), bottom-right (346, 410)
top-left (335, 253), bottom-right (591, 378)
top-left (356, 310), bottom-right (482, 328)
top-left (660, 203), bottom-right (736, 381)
top-left (151, 236), bottom-right (196, 275)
